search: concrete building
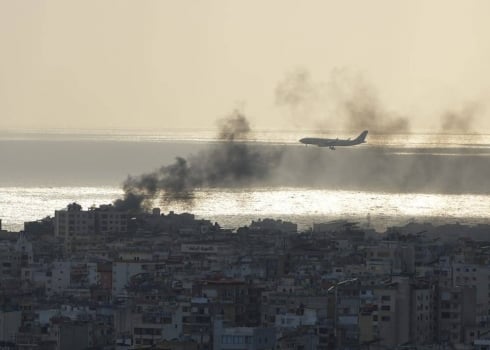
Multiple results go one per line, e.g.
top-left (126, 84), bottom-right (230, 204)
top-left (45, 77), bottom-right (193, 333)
top-left (96, 205), bottom-right (129, 234)
top-left (14, 233), bottom-right (33, 268)
top-left (54, 204), bottom-right (127, 238)
top-left (132, 304), bottom-right (183, 347)
top-left (274, 309), bottom-right (317, 329)
top-left (365, 241), bottom-right (415, 275)
top-left (437, 285), bottom-right (477, 344)
top-left (213, 319), bottom-right (276, 350)
top-left (46, 261), bottom-right (71, 296)
top-left (181, 297), bottom-right (212, 347)
top-left (0, 241), bottom-right (20, 280)
top-left (51, 320), bottom-right (91, 350)
top-left (45, 261), bottom-right (97, 296)
top-left (0, 310), bottom-right (22, 343)
top-left (474, 338), bottom-right (490, 350)
top-left (112, 261), bottom-right (146, 297)
top-left (276, 327), bottom-right (318, 350)
top-left (452, 263), bottom-right (490, 316)
top-left (54, 204), bottom-right (96, 238)
top-left (261, 291), bottom-right (328, 329)
top-left (410, 280), bottom-right (436, 345)
top-left (198, 279), bottom-right (262, 327)
top-left (331, 278), bottom-right (361, 349)
top-left (358, 277), bottom-right (412, 349)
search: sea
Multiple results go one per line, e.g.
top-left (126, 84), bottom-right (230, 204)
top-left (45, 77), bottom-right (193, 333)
top-left (1, 129), bottom-right (490, 232)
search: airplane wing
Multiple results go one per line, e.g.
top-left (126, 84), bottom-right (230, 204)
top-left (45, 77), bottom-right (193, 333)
top-left (316, 140), bottom-right (336, 147)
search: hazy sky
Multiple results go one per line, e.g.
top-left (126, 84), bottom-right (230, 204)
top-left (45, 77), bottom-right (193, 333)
top-left (1, 0), bottom-right (490, 132)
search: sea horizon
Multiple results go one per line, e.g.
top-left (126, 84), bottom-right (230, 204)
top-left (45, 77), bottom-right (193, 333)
top-left (2, 130), bottom-right (490, 232)
top-left (0, 133), bottom-right (490, 234)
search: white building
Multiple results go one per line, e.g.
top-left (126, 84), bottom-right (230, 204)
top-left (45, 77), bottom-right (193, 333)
top-left (45, 261), bottom-right (98, 296)
top-left (46, 261), bottom-right (71, 296)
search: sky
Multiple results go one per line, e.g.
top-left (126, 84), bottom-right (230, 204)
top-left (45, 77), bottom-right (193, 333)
top-left (1, 0), bottom-right (490, 132)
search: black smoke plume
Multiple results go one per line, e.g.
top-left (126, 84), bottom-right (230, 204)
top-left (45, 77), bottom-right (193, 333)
top-left (114, 110), bottom-right (283, 212)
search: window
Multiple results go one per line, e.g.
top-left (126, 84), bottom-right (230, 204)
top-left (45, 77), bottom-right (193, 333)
top-left (381, 316), bottom-right (391, 322)
top-left (221, 335), bottom-right (233, 344)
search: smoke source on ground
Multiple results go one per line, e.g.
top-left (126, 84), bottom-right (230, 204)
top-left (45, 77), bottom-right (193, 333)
top-left (114, 110), bottom-right (284, 212)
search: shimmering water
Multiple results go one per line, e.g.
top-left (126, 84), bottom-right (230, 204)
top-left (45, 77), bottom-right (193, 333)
top-left (1, 131), bottom-right (490, 232)
top-left (1, 186), bottom-right (490, 232)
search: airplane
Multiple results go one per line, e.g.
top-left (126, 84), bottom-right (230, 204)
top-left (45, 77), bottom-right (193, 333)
top-left (299, 130), bottom-right (368, 150)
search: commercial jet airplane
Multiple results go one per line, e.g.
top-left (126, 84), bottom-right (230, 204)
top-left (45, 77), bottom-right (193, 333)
top-left (299, 130), bottom-right (368, 150)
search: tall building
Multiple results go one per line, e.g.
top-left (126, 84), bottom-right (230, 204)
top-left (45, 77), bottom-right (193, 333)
top-left (54, 204), bottom-right (127, 238)
top-left (332, 278), bottom-right (361, 349)
top-left (452, 263), bottom-right (490, 315)
top-left (359, 277), bottom-right (411, 349)
top-left (410, 280), bottom-right (436, 345)
top-left (437, 285), bottom-right (476, 344)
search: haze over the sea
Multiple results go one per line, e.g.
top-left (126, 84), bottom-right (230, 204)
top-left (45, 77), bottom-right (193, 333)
top-left (2, 131), bottom-right (490, 232)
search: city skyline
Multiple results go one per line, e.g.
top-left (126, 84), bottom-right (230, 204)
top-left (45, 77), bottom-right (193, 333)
top-left (2, 2), bottom-right (490, 349)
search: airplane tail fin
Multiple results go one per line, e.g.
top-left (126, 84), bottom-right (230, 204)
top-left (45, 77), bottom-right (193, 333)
top-left (355, 130), bottom-right (368, 143)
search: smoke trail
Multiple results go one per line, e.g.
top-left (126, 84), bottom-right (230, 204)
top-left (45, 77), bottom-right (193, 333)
top-left (275, 68), bottom-right (411, 133)
top-left (328, 69), bottom-right (410, 133)
top-left (274, 143), bottom-right (490, 195)
top-left (275, 68), bottom-right (319, 125)
top-left (114, 110), bottom-right (283, 212)
top-left (440, 102), bottom-right (482, 133)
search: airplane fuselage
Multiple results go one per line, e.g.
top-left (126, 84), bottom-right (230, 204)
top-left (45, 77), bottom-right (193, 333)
top-left (299, 130), bottom-right (368, 150)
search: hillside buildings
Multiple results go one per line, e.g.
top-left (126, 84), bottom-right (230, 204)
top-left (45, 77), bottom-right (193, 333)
top-left (1, 206), bottom-right (490, 349)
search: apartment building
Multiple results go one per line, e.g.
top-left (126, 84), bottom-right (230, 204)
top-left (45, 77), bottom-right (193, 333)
top-left (54, 203), bottom-right (127, 238)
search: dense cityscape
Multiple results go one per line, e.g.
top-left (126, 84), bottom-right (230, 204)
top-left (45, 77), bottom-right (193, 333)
top-left (3, 1), bottom-right (490, 350)
top-left (0, 203), bottom-right (489, 350)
